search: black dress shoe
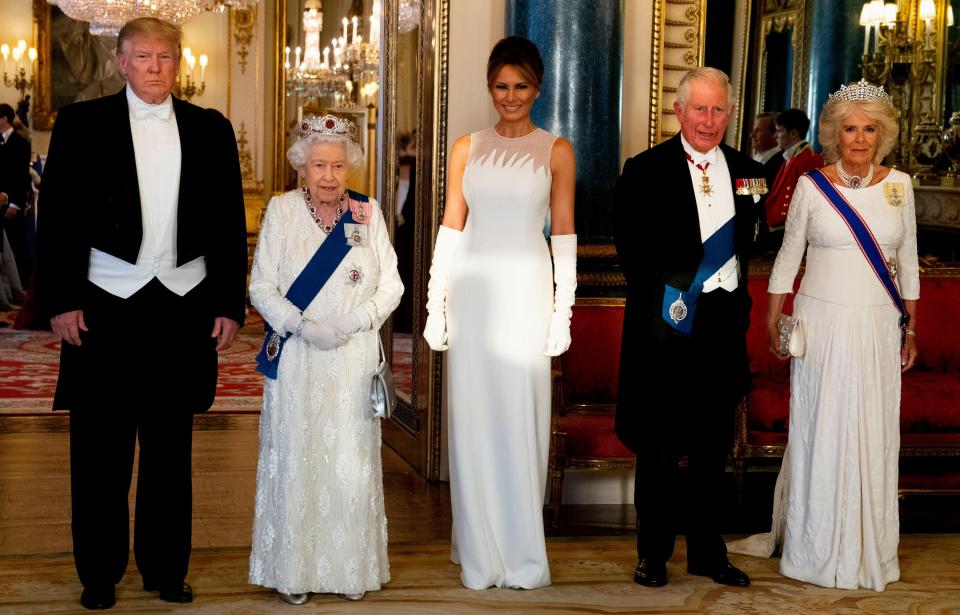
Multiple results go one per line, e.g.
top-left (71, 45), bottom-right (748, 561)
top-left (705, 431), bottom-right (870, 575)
top-left (687, 561), bottom-right (750, 587)
top-left (80, 585), bottom-right (116, 610)
top-left (633, 558), bottom-right (668, 587)
top-left (144, 582), bottom-right (194, 603)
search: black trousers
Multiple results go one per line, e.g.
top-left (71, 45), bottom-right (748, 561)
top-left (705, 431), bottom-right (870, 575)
top-left (63, 279), bottom-right (217, 590)
top-left (633, 288), bottom-right (746, 568)
top-left (70, 406), bottom-right (193, 589)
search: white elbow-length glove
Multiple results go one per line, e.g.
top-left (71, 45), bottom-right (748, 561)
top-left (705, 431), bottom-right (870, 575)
top-left (423, 225), bottom-right (462, 351)
top-left (544, 234), bottom-right (577, 356)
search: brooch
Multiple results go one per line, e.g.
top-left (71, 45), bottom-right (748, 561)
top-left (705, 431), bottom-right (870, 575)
top-left (349, 200), bottom-right (372, 224)
top-left (346, 264), bottom-right (363, 286)
top-left (265, 331), bottom-right (282, 361)
top-left (344, 223), bottom-right (368, 247)
top-left (884, 182), bottom-right (905, 206)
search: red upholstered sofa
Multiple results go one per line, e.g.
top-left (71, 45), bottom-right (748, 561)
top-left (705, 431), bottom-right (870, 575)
top-left (733, 269), bottom-right (960, 496)
top-left (547, 299), bottom-right (633, 530)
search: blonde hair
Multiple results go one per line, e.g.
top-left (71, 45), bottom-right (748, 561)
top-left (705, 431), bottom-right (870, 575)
top-left (676, 67), bottom-right (736, 110)
top-left (117, 17), bottom-right (182, 57)
top-left (818, 99), bottom-right (899, 164)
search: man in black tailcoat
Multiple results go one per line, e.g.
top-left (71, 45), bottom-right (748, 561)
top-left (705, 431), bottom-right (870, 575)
top-left (614, 67), bottom-right (765, 589)
top-left (36, 17), bottom-right (247, 610)
top-left (0, 103), bottom-right (33, 286)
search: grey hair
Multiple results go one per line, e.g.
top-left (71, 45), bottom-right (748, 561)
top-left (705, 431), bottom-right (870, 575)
top-left (287, 133), bottom-right (364, 172)
top-left (676, 67), bottom-right (736, 110)
top-left (818, 98), bottom-right (899, 165)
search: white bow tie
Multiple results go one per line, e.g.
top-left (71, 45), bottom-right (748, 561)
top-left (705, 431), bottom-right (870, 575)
top-left (132, 102), bottom-right (172, 121)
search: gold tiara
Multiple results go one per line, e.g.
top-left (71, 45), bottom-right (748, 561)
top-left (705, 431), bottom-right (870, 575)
top-left (297, 114), bottom-right (359, 143)
top-left (825, 79), bottom-right (892, 108)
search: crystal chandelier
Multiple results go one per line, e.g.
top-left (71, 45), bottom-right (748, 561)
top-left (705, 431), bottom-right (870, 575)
top-left (398, 0), bottom-right (420, 33)
top-left (286, 0), bottom-right (381, 107)
top-left (48, 0), bottom-right (259, 37)
top-left (285, 1), bottom-right (348, 103)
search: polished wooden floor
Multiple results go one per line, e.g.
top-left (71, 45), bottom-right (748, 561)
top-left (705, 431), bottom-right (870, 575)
top-left (1, 414), bottom-right (959, 614)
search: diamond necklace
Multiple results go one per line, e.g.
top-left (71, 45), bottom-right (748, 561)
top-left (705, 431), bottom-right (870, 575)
top-left (836, 160), bottom-right (874, 189)
top-left (303, 186), bottom-right (344, 234)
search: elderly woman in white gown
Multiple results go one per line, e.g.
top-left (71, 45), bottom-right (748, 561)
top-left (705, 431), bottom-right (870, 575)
top-left (247, 115), bottom-right (402, 604)
top-left (729, 81), bottom-right (919, 592)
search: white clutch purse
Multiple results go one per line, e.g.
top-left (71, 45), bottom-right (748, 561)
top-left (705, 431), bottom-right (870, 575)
top-left (778, 314), bottom-right (805, 358)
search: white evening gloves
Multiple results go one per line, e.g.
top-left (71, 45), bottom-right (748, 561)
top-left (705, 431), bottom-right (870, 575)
top-left (423, 225), bottom-right (462, 351)
top-left (282, 312), bottom-right (355, 351)
top-left (300, 320), bottom-right (349, 350)
top-left (544, 234), bottom-right (577, 356)
top-left (328, 307), bottom-right (373, 335)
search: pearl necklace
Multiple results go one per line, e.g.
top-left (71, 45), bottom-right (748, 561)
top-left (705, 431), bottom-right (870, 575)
top-left (303, 186), bottom-right (344, 234)
top-left (836, 160), bottom-right (874, 189)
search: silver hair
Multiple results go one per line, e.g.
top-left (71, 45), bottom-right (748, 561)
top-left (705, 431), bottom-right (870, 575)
top-left (286, 133), bottom-right (364, 172)
top-left (676, 67), bottom-right (736, 110)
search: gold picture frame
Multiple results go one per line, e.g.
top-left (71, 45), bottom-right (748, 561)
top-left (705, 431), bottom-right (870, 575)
top-left (31, 0), bottom-right (125, 131)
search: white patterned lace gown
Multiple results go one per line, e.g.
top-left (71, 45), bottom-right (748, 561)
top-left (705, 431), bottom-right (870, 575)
top-left (446, 127), bottom-right (558, 590)
top-left (247, 190), bottom-right (402, 595)
top-left (759, 170), bottom-right (919, 591)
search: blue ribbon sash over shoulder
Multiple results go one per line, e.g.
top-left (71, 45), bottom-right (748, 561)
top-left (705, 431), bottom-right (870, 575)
top-left (806, 170), bottom-right (906, 326)
top-left (255, 190), bottom-right (369, 379)
top-left (661, 216), bottom-right (736, 335)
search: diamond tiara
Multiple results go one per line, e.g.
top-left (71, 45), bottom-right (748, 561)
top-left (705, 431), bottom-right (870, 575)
top-left (825, 79), bottom-right (893, 108)
top-left (297, 114), bottom-right (360, 143)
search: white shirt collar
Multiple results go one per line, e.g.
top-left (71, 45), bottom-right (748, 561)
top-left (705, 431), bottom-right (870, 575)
top-left (680, 133), bottom-right (718, 166)
top-left (126, 86), bottom-right (173, 121)
top-left (1, 126), bottom-right (13, 142)
top-left (753, 146), bottom-right (780, 164)
top-left (783, 140), bottom-right (806, 160)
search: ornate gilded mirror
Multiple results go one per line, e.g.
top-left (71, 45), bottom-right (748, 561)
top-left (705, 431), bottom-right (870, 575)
top-left (273, 0), bottom-right (381, 195)
top-left (754, 2), bottom-right (805, 115)
top-left (379, 0), bottom-right (447, 480)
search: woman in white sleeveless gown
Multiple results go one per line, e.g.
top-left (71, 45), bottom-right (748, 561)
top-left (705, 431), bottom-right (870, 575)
top-left (422, 37), bottom-right (577, 590)
top-left (729, 82), bottom-right (919, 592)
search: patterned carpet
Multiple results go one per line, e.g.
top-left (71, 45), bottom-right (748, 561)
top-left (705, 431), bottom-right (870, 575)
top-left (0, 310), bottom-right (413, 414)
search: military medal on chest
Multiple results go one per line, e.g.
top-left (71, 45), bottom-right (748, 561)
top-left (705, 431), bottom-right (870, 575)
top-left (700, 174), bottom-right (713, 196)
top-left (685, 151), bottom-right (712, 196)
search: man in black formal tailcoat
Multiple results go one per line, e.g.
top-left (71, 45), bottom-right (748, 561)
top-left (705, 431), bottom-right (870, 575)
top-left (35, 17), bottom-right (247, 611)
top-left (0, 103), bottom-right (32, 287)
top-left (614, 67), bottom-right (764, 589)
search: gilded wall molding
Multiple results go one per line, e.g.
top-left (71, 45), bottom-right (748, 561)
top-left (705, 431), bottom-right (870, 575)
top-left (649, 0), bottom-right (707, 146)
top-left (224, 5), bottom-right (264, 200)
top-left (237, 121), bottom-right (255, 181)
top-left (31, 0), bottom-right (55, 130)
top-left (232, 6), bottom-right (256, 76)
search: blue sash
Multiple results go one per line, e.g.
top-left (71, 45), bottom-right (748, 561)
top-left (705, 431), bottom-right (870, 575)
top-left (807, 170), bottom-right (907, 325)
top-left (255, 190), bottom-right (368, 379)
top-left (661, 216), bottom-right (736, 335)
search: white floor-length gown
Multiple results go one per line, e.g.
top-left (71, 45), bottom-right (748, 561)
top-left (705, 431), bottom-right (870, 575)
top-left (247, 190), bottom-right (402, 595)
top-left (729, 169), bottom-right (919, 592)
top-left (446, 127), bottom-right (558, 589)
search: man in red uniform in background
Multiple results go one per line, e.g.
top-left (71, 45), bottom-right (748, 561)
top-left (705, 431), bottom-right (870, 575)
top-left (764, 108), bottom-right (823, 250)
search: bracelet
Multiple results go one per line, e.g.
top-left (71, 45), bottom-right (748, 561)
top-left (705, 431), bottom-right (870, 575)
top-left (904, 327), bottom-right (916, 337)
top-left (294, 317), bottom-right (306, 337)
